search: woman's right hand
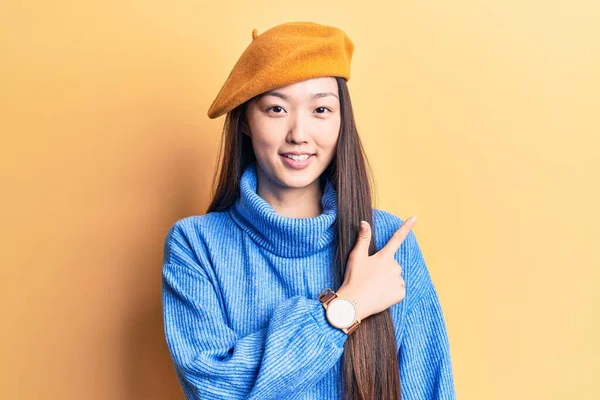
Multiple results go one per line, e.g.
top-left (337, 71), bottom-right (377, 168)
top-left (336, 216), bottom-right (417, 321)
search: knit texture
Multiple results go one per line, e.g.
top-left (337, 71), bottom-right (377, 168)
top-left (162, 162), bottom-right (456, 399)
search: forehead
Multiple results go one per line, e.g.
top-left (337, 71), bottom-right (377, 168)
top-left (257, 77), bottom-right (339, 100)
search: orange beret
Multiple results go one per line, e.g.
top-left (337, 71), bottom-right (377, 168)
top-left (207, 21), bottom-right (355, 119)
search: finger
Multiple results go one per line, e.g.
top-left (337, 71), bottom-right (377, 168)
top-left (380, 216), bottom-right (417, 256)
top-left (351, 220), bottom-right (372, 257)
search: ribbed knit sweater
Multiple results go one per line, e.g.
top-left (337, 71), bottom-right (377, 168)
top-left (162, 162), bottom-right (456, 399)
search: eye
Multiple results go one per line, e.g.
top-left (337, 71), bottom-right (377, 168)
top-left (266, 105), bottom-right (287, 114)
top-left (315, 107), bottom-right (332, 114)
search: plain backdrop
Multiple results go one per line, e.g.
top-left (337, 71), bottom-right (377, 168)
top-left (1, 1), bottom-right (599, 399)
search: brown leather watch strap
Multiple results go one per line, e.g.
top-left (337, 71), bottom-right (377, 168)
top-left (318, 288), bottom-right (337, 307)
top-left (344, 321), bottom-right (361, 335)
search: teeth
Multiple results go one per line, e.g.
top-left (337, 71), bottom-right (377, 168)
top-left (285, 154), bottom-right (311, 161)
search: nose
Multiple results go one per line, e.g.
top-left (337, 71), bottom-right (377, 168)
top-left (286, 112), bottom-right (309, 144)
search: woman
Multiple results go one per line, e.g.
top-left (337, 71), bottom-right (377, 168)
top-left (162, 22), bottom-right (455, 399)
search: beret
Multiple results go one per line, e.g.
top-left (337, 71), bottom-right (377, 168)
top-left (207, 21), bottom-right (355, 119)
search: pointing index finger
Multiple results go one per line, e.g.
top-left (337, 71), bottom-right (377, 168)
top-left (380, 216), bottom-right (417, 256)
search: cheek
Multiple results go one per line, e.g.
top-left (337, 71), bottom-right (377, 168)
top-left (320, 119), bottom-right (341, 148)
top-left (246, 112), bottom-right (280, 149)
top-left (319, 136), bottom-right (338, 150)
top-left (249, 130), bottom-right (279, 154)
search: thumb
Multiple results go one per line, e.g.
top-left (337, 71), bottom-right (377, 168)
top-left (353, 221), bottom-right (372, 255)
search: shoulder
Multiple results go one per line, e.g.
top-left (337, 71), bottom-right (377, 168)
top-left (372, 208), bottom-right (427, 281)
top-left (165, 211), bottom-right (231, 238)
top-left (163, 210), bottom-right (233, 265)
top-left (372, 208), bottom-right (413, 254)
top-left (373, 208), bottom-right (406, 228)
top-left (374, 208), bottom-right (434, 310)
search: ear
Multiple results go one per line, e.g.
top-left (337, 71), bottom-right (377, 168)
top-left (240, 116), bottom-right (251, 137)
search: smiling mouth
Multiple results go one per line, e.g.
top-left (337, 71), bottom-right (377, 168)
top-left (281, 154), bottom-right (314, 161)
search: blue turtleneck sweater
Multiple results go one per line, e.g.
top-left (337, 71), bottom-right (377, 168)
top-left (162, 163), bottom-right (456, 399)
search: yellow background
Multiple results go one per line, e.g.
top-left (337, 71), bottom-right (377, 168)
top-left (2, 1), bottom-right (598, 399)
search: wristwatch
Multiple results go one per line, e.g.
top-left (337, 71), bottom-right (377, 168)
top-left (318, 288), bottom-right (361, 335)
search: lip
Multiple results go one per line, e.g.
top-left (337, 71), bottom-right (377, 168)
top-left (280, 152), bottom-right (315, 156)
top-left (280, 153), bottom-right (315, 169)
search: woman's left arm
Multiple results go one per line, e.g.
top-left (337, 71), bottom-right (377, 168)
top-left (397, 230), bottom-right (456, 400)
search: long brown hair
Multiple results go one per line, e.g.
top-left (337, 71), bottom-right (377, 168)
top-left (206, 77), bottom-right (401, 400)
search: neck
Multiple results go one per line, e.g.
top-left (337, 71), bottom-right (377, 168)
top-left (256, 164), bottom-right (323, 218)
top-left (229, 162), bottom-right (338, 258)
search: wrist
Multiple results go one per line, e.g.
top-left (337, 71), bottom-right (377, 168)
top-left (336, 285), bottom-right (369, 321)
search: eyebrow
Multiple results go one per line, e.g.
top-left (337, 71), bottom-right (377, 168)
top-left (259, 91), bottom-right (339, 100)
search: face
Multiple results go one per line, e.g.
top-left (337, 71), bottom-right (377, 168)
top-left (243, 77), bottom-right (341, 189)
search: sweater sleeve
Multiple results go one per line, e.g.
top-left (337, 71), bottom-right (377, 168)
top-left (161, 222), bottom-right (348, 400)
top-left (397, 230), bottom-right (456, 400)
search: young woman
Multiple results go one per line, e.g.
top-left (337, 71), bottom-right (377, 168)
top-left (162, 22), bottom-right (455, 400)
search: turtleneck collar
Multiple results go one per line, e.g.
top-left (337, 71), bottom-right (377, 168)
top-left (228, 162), bottom-right (338, 258)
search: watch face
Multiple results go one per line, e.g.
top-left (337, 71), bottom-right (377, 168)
top-left (326, 298), bottom-right (356, 328)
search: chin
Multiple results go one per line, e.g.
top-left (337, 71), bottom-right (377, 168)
top-left (257, 158), bottom-right (327, 189)
top-left (274, 164), bottom-right (324, 188)
top-left (276, 173), bottom-right (319, 189)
